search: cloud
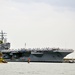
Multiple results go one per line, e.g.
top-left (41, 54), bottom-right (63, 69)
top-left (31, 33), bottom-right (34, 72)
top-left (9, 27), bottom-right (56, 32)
top-left (12, 0), bottom-right (75, 9)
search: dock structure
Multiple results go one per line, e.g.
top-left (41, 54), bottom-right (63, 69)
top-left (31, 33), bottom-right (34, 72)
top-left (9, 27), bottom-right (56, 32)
top-left (63, 58), bottom-right (75, 63)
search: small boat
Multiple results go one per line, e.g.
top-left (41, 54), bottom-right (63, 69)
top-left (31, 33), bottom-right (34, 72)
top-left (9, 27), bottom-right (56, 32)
top-left (0, 52), bottom-right (7, 63)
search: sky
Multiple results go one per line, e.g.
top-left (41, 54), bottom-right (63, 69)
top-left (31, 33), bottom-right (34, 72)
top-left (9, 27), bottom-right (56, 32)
top-left (0, 0), bottom-right (75, 58)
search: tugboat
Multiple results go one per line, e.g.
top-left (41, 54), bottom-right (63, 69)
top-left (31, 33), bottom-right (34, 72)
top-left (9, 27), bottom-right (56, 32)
top-left (0, 52), bottom-right (7, 63)
top-left (0, 30), bottom-right (74, 63)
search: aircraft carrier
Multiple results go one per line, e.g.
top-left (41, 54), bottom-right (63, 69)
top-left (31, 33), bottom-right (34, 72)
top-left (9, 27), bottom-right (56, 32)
top-left (0, 31), bottom-right (74, 62)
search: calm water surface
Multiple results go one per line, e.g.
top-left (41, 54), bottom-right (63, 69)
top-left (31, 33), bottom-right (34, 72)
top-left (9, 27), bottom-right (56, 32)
top-left (0, 62), bottom-right (75, 75)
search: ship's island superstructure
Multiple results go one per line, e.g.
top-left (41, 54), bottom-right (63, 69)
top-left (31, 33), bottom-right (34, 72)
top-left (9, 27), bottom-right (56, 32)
top-left (0, 31), bottom-right (74, 62)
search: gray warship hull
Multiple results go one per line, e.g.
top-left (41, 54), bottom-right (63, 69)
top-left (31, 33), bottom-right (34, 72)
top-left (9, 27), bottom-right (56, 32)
top-left (1, 48), bottom-right (74, 63)
top-left (0, 31), bottom-right (74, 63)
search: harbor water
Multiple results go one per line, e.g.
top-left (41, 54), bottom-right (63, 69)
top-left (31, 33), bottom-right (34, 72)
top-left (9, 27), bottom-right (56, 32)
top-left (0, 62), bottom-right (75, 75)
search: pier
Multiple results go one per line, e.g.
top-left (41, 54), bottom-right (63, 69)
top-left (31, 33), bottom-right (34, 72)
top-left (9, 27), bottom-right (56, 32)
top-left (63, 58), bottom-right (75, 63)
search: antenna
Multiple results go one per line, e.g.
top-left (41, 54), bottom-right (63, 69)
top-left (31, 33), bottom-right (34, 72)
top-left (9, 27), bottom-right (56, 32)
top-left (25, 43), bottom-right (26, 49)
top-left (0, 30), bottom-right (7, 41)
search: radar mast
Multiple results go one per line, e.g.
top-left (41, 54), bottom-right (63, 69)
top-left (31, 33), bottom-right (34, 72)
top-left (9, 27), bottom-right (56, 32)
top-left (0, 30), bottom-right (6, 43)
